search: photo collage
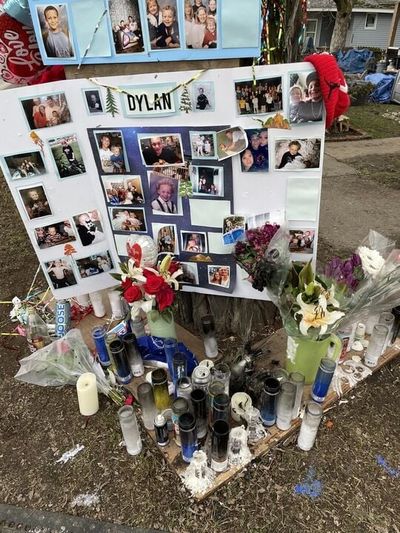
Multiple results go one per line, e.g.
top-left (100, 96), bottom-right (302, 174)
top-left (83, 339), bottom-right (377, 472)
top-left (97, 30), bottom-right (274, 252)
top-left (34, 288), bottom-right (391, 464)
top-left (89, 126), bottom-right (236, 293)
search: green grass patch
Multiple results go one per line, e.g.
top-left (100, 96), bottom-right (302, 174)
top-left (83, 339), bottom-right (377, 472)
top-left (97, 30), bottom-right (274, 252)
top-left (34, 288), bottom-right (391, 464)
top-left (347, 104), bottom-right (400, 138)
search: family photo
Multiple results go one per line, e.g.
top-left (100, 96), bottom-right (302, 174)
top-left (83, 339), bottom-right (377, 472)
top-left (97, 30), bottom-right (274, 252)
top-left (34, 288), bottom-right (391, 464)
top-left (289, 229), bottom-right (315, 254)
top-left (34, 220), bottom-right (76, 249)
top-left (192, 81), bottom-right (214, 111)
top-left (21, 93), bottom-right (71, 129)
top-left (289, 71), bottom-right (323, 124)
top-left (181, 231), bottom-right (207, 253)
top-left (235, 77), bottom-right (282, 115)
top-left (95, 130), bottom-right (129, 174)
top-left (19, 185), bottom-right (52, 220)
top-left (157, 225), bottom-right (176, 254)
top-left (185, 0), bottom-right (217, 49)
top-left (102, 175), bottom-right (145, 205)
top-left (140, 135), bottom-right (184, 167)
top-left (149, 172), bottom-right (179, 214)
top-left (191, 165), bottom-right (223, 196)
top-left (73, 209), bottom-right (104, 247)
top-left (83, 89), bottom-right (104, 114)
top-left (36, 4), bottom-right (75, 58)
top-left (189, 131), bottom-right (216, 159)
top-left (241, 129), bottom-right (269, 172)
top-left (109, 0), bottom-right (144, 54)
top-left (275, 138), bottom-right (322, 170)
top-left (178, 262), bottom-right (199, 285)
top-left (208, 265), bottom-right (230, 288)
top-left (110, 207), bottom-right (147, 233)
top-left (147, 0), bottom-right (180, 49)
top-left (76, 252), bottom-right (114, 278)
top-left (216, 127), bottom-right (247, 161)
top-left (3, 151), bottom-right (46, 180)
top-left (49, 134), bottom-right (86, 178)
top-left (45, 259), bottom-right (77, 290)
top-left (223, 216), bottom-right (245, 245)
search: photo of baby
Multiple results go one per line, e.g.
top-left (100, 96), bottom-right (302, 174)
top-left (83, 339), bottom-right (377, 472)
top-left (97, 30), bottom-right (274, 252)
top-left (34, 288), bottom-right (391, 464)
top-left (157, 225), bottom-right (176, 253)
top-left (149, 172), bottom-right (179, 214)
top-left (289, 71), bottom-right (323, 124)
top-left (241, 129), bottom-right (269, 172)
top-left (208, 265), bottom-right (230, 288)
top-left (110, 207), bottom-right (147, 233)
top-left (289, 230), bottom-right (315, 254)
top-left (19, 185), bottom-right (52, 220)
top-left (223, 216), bottom-right (245, 245)
top-left (146, 0), bottom-right (180, 50)
top-left (102, 175), bottom-right (145, 205)
top-left (48, 134), bottom-right (86, 178)
top-left (185, 0), bottom-right (217, 49)
top-left (45, 258), bottom-right (77, 289)
top-left (235, 77), bottom-right (282, 116)
top-left (181, 231), bottom-right (207, 253)
top-left (94, 131), bottom-right (129, 174)
top-left (189, 131), bottom-right (216, 159)
top-left (34, 220), bottom-right (76, 249)
top-left (216, 127), bottom-right (247, 161)
top-left (3, 151), bottom-right (46, 180)
top-left (275, 138), bottom-right (322, 171)
top-left (73, 209), bottom-right (105, 247)
top-left (21, 93), bottom-right (71, 130)
top-left (76, 252), bottom-right (114, 278)
top-left (36, 4), bottom-right (75, 58)
top-left (191, 165), bottom-right (223, 196)
top-left (109, 0), bottom-right (144, 54)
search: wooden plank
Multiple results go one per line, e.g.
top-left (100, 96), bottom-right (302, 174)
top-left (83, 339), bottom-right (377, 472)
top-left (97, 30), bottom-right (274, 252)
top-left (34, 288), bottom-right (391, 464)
top-left (388, 1), bottom-right (400, 48)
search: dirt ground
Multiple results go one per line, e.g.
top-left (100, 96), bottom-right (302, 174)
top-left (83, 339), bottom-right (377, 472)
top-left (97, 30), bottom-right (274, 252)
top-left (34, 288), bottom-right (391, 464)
top-left (1, 141), bottom-right (400, 533)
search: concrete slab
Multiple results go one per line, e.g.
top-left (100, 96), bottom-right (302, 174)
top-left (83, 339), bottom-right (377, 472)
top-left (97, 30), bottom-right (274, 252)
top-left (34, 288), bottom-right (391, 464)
top-left (324, 137), bottom-right (400, 161)
top-left (323, 154), bottom-right (358, 178)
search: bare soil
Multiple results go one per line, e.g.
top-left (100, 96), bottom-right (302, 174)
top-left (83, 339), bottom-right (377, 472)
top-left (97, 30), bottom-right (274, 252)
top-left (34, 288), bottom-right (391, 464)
top-left (1, 143), bottom-right (400, 532)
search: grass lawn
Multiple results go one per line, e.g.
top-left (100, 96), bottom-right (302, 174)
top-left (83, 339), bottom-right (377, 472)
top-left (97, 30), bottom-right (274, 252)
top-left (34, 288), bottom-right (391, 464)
top-left (347, 103), bottom-right (400, 138)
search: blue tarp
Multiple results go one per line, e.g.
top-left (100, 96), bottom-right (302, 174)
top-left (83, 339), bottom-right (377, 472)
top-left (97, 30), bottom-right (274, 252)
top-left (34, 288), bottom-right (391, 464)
top-left (337, 49), bottom-right (374, 73)
top-left (365, 73), bottom-right (395, 103)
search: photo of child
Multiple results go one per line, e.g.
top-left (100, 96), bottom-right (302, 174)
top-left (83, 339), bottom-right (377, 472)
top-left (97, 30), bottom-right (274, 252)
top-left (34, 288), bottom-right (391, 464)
top-left (189, 131), bottom-right (216, 159)
top-left (192, 81), bottom-right (214, 111)
top-left (157, 225), bottom-right (176, 253)
top-left (208, 265), bottom-right (230, 288)
top-left (76, 252), bottom-right (114, 278)
top-left (109, 0), bottom-right (144, 54)
top-left (223, 216), bottom-right (245, 245)
top-left (102, 175), bottom-right (145, 205)
top-left (289, 230), bottom-right (315, 254)
top-left (149, 172), bottom-right (179, 214)
top-left (83, 90), bottom-right (104, 114)
top-left (191, 165), bottom-right (223, 196)
top-left (216, 127), bottom-right (247, 161)
top-left (94, 131), bottom-right (129, 174)
top-left (3, 152), bottom-right (46, 180)
top-left (110, 207), bottom-right (147, 233)
top-left (235, 77), bottom-right (282, 116)
top-left (147, 0), bottom-right (180, 50)
top-left (34, 220), bottom-right (76, 249)
top-left (19, 185), bottom-right (52, 220)
top-left (37, 4), bottom-right (75, 58)
top-left (241, 129), bottom-right (269, 172)
top-left (289, 71), bottom-right (323, 124)
top-left (275, 138), bottom-right (322, 171)
top-left (181, 231), bottom-right (207, 253)
top-left (73, 209), bottom-right (105, 247)
top-left (185, 0), bottom-right (217, 49)
top-left (21, 93), bottom-right (71, 130)
top-left (45, 258), bottom-right (77, 289)
top-left (48, 134), bottom-right (86, 178)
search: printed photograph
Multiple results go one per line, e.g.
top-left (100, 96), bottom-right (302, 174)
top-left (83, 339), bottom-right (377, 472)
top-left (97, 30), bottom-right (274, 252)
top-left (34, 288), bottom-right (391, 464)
top-left (191, 165), bottom-right (223, 196)
top-left (109, 0), bottom-right (144, 54)
top-left (34, 220), bottom-right (76, 249)
top-left (289, 229), bottom-right (315, 254)
top-left (146, 0), bottom-right (181, 50)
top-left (139, 134), bottom-right (184, 167)
top-left (94, 130), bottom-right (128, 174)
top-left (3, 151), bottom-right (46, 180)
top-left (208, 265), bottom-right (230, 288)
top-left (83, 89), bottom-right (104, 114)
top-left (185, 0), bottom-right (217, 49)
top-left (102, 175), bottom-right (145, 205)
top-left (45, 258), bottom-right (77, 289)
top-left (181, 231), bottom-right (207, 253)
top-left (192, 81), bottom-right (214, 111)
top-left (189, 131), bottom-right (216, 159)
top-left (235, 77), bottom-right (282, 116)
top-left (275, 138), bottom-right (322, 170)
top-left (76, 251), bottom-right (114, 278)
top-left (289, 71), bottom-right (323, 124)
top-left (149, 171), bottom-right (179, 214)
top-left (36, 4), bottom-right (75, 58)
top-left (19, 185), bottom-right (52, 220)
top-left (246, 212), bottom-right (270, 230)
top-left (73, 209), bottom-right (105, 247)
top-left (110, 207), bottom-right (147, 233)
top-left (48, 134), bottom-right (86, 178)
top-left (223, 215), bottom-right (245, 245)
top-left (157, 225), bottom-right (177, 254)
top-left (178, 262), bottom-right (199, 285)
top-left (21, 93), bottom-right (71, 129)
top-left (216, 127), bottom-right (247, 161)
top-left (241, 129), bottom-right (269, 172)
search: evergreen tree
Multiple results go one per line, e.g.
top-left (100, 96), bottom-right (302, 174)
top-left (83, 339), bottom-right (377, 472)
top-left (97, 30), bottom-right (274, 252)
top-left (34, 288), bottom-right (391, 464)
top-left (105, 87), bottom-right (119, 117)
top-left (179, 85), bottom-right (192, 114)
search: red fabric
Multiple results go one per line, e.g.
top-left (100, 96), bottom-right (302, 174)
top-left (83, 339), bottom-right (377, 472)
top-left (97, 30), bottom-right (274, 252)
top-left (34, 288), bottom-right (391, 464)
top-left (304, 53), bottom-right (350, 128)
top-left (29, 65), bottom-right (66, 85)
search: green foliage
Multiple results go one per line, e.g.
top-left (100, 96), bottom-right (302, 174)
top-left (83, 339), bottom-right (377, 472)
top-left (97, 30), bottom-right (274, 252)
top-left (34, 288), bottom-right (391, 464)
top-left (179, 179), bottom-right (193, 197)
top-left (106, 87), bottom-right (119, 117)
top-left (179, 85), bottom-right (192, 114)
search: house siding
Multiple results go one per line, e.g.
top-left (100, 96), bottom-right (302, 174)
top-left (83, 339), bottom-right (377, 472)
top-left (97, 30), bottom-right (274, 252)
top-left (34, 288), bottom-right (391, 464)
top-left (346, 12), bottom-right (400, 48)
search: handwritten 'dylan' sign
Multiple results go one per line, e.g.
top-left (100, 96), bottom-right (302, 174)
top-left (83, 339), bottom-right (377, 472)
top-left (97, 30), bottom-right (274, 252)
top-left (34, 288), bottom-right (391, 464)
top-left (121, 84), bottom-right (177, 118)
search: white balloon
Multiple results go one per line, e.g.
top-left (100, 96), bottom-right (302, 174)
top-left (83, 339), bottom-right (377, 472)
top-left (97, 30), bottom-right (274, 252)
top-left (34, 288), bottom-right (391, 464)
top-left (127, 235), bottom-right (158, 268)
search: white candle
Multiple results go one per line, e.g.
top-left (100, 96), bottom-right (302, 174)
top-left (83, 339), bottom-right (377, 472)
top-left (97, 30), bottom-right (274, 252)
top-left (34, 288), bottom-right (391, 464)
top-left (76, 373), bottom-right (99, 416)
top-left (76, 293), bottom-right (91, 308)
top-left (231, 392), bottom-right (252, 422)
top-left (89, 291), bottom-right (106, 318)
top-left (108, 290), bottom-right (124, 319)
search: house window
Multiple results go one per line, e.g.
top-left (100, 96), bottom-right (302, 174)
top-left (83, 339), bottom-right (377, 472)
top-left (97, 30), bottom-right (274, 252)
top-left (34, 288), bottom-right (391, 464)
top-left (365, 13), bottom-right (377, 30)
top-left (305, 19), bottom-right (318, 44)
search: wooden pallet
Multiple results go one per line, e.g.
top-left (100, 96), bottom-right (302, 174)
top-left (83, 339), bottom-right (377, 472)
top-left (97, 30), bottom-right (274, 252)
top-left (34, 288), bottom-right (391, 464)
top-left (78, 305), bottom-right (400, 501)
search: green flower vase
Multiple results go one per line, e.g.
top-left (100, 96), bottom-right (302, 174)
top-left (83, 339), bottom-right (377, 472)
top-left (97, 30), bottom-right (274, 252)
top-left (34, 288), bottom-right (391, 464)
top-left (285, 334), bottom-right (342, 384)
top-left (146, 309), bottom-right (177, 340)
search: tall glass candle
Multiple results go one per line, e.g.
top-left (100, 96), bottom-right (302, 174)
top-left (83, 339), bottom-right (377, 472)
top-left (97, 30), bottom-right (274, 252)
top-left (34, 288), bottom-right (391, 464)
top-left (364, 324), bottom-right (389, 367)
top-left (109, 339), bottom-right (132, 384)
top-left (89, 291), bottom-right (105, 318)
top-left (108, 290), bottom-right (125, 319)
top-left (276, 381), bottom-right (296, 430)
top-left (130, 315), bottom-right (145, 338)
top-left (76, 372), bottom-right (99, 416)
top-left (118, 406), bottom-right (142, 456)
top-left (378, 311), bottom-right (395, 350)
top-left (164, 338), bottom-right (178, 379)
top-left (91, 326), bottom-right (111, 367)
top-left (391, 306), bottom-right (400, 345)
top-left (137, 382), bottom-right (157, 430)
top-left (259, 377), bottom-right (280, 426)
top-left (272, 368), bottom-right (289, 383)
top-left (190, 388), bottom-right (208, 439)
top-left (207, 381), bottom-right (225, 425)
top-left (289, 371), bottom-right (305, 420)
top-left (176, 376), bottom-right (192, 401)
top-left (211, 420), bottom-right (230, 472)
top-left (172, 352), bottom-right (187, 385)
top-left (179, 412), bottom-right (198, 463)
top-left (151, 368), bottom-right (171, 411)
top-left (172, 397), bottom-right (189, 446)
top-left (297, 401), bottom-right (323, 451)
top-left (201, 314), bottom-right (218, 358)
top-left (212, 393), bottom-right (230, 425)
top-left (311, 358), bottom-right (336, 402)
top-left (211, 362), bottom-right (230, 396)
top-left (122, 332), bottom-right (144, 377)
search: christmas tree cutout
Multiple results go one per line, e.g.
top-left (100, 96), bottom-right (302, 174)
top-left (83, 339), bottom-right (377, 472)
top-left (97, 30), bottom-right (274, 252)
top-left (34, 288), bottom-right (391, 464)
top-left (105, 87), bottom-right (119, 117)
top-left (179, 85), bottom-right (192, 114)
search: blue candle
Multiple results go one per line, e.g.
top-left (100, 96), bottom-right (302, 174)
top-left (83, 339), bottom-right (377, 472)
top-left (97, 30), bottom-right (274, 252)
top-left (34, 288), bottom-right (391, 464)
top-left (164, 338), bottom-right (177, 379)
top-left (259, 377), bottom-right (280, 426)
top-left (91, 326), bottom-right (110, 367)
top-left (311, 358), bottom-right (336, 403)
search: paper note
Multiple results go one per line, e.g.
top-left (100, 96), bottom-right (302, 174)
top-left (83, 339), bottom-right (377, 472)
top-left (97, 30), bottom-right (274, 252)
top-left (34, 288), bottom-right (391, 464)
top-left (70, 1), bottom-right (112, 58)
top-left (286, 178), bottom-right (320, 221)
top-left (189, 199), bottom-right (231, 228)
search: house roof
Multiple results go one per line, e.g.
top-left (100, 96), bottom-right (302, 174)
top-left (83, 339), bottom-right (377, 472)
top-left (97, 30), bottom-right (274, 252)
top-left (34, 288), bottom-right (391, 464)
top-left (308, 0), bottom-right (396, 10)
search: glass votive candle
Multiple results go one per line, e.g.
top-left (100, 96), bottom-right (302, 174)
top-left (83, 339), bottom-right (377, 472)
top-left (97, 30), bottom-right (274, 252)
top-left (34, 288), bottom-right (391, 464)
top-left (130, 314), bottom-right (146, 339)
top-left (164, 338), bottom-right (178, 379)
top-left (207, 380), bottom-right (225, 424)
top-left (151, 368), bottom-right (171, 411)
top-left (297, 401), bottom-right (323, 451)
top-left (378, 311), bottom-right (395, 350)
top-left (212, 393), bottom-right (230, 425)
top-left (272, 368), bottom-right (289, 383)
top-left (276, 381), bottom-right (296, 431)
top-left (231, 392), bottom-right (252, 423)
top-left (91, 325), bottom-right (111, 367)
top-left (364, 324), bottom-right (389, 367)
top-left (391, 306), bottom-right (400, 344)
top-left (137, 382), bottom-right (157, 431)
top-left (109, 339), bottom-right (132, 385)
top-left (172, 397), bottom-right (189, 446)
top-left (311, 358), bottom-right (336, 403)
top-left (108, 290), bottom-right (125, 319)
top-left (179, 412), bottom-right (198, 463)
top-left (211, 362), bottom-right (231, 396)
top-left (176, 376), bottom-right (192, 401)
top-left (211, 420), bottom-right (230, 472)
top-left (172, 352), bottom-right (187, 385)
top-left (122, 332), bottom-right (144, 377)
top-left (200, 314), bottom-right (218, 358)
top-left (118, 405), bottom-right (142, 456)
top-left (259, 377), bottom-right (280, 426)
top-left (289, 371), bottom-right (305, 420)
top-left (190, 388), bottom-right (208, 439)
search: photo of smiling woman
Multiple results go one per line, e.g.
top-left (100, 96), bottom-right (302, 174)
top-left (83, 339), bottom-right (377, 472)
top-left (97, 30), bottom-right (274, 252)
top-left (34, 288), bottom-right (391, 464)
top-left (289, 71), bottom-right (323, 124)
